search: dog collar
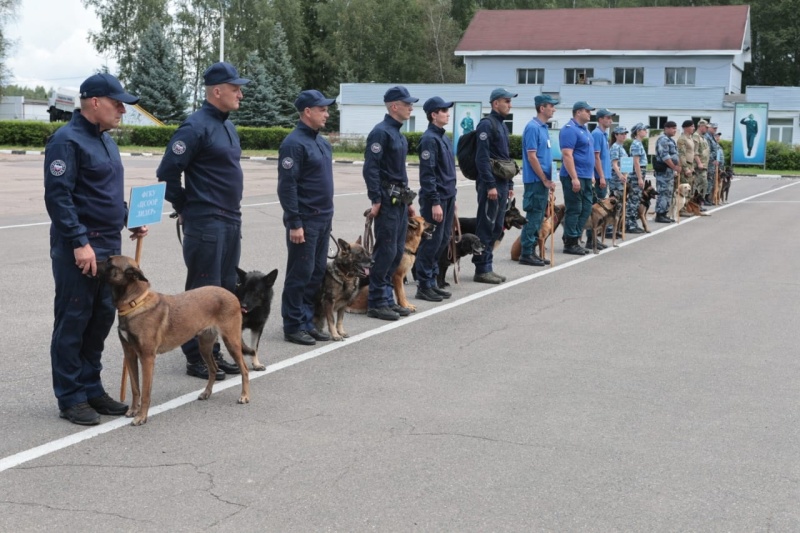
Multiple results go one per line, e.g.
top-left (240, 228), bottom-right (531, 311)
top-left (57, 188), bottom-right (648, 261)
top-left (118, 290), bottom-right (150, 317)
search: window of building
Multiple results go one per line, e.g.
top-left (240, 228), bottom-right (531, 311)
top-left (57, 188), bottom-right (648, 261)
top-left (768, 118), bottom-right (793, 145)
top-left (614, 67), bottom-right (644, 85)
top-left (649, 116), bottom-right (669, 130)
top-left (518, 68), bottom-right (544, 85)
top-left (565, 68), bottom-right (594, 85)
top-left (482, 113), bottom-right (514, 134)
top-left (665, 67), bottom-right (696, 86)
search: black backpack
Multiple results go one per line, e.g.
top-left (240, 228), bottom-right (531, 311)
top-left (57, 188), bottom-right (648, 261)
top-left (457, 117), bottom-right (496, 180)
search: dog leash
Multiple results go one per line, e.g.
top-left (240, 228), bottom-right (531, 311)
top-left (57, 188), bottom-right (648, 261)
top-left (170, 211), bottom-right (182, 245)
top-left (448, 207), bottom-right (462, 285)
top-left (362, 208), bottom-right (375, 255)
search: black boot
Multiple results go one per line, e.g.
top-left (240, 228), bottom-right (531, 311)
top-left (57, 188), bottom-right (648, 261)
top-left (563, 236), bottom-right (586, 256)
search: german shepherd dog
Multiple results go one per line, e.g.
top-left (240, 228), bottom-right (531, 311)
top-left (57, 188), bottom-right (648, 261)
top-left (510, 204), bottom-right (565, 261)
top-left (458, 197), bottom-right (527, 251)
top-left (348, 216), bottom-right (433, 313)
top-left (99, 256), bottom-right (252, 426)
top-left (584, 196), bottom-right (622, 254)
top-left (437, 233), bottom-right (485, 288)
top-left (637, 180), bottom-right (658, 233)
top-left (719, 166), bottom-right (733, 203)
top-left (314, 237), bottom-right (372, 341)
top-left (235, 267), bottom-right (279, 371)
top-left (685, 192), bottom-right (710, 217)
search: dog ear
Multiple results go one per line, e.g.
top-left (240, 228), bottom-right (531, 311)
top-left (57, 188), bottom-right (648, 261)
top-left (125, 266), bottom-right (148, 282)
top-left (356, 235), bottom-right (362, 245)
top-left (338, 238), bottom-right (351, 253)
top-left (264, 269), bottom-right (279, 287)
top-left (236, 267), bottom-right (247, 282)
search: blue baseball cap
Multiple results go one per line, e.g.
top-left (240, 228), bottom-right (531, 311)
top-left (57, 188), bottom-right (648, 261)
top-left (534, 94), bottom-right (559, 107)
top-left (383, 86), bottom-right (418, 103)
top-left (294, 90), bottom-right (336, 112)
top-left (572, 101), bottom-right (595, 112)
top-left (422, 96), bottom-right (454, 114)
top-left (79, 73), bottom-right (139, 104)
top-left (630, 122), bottom-right (649, 135)
top-left (203, 62), bottom-right (250, 86)
top-left (612, 126), bottom-right (629, 135)
top-left (596, 108), bottom-right (613, 118)
top-left (490, 88), bottom-right (517, 102)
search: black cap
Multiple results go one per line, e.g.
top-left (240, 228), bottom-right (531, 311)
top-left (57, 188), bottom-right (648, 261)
top-left (79, 73), bottom-right (139, 104)
top-left (294, 90), bottom-right (336, 111)
top-left (682, 119), bottom-right (695, 128)
top-left (422, 96), bottom-right (454, 114)
top-left (383, 86), bottom-right (418, 103)
top-left (203, 62), bottom-right (250, 86)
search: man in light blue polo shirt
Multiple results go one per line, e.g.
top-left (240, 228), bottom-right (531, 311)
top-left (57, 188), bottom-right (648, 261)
top-left (559, 101), bottom-right (596, 255)
top-left (519, 94), bottom-right (559, 266)
top-left (588, 108), bottom-right (612, 250)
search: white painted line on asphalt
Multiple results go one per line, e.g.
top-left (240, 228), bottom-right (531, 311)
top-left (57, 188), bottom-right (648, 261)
top-left (1, 179), bottom-right (799, 474)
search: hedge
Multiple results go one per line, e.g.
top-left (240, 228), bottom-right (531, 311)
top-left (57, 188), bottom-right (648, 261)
top-left (0, 121), bottom-right (796, 170)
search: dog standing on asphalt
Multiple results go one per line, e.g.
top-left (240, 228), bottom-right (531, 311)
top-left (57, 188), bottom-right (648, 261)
top-left (584, 196), bottom-right (621, 254)
top-left (510, 203), bottom-right (565, 261)
top-left (314, 237), bottom-right (372, 341)
top-left (437, 233), bottom-right (485, 288)
top-left (459, 197), bottom-right (527, 251)
top-left (100, 255), bottom-right (251, 426)
top-left (235, 267), bottom-right (279, 371)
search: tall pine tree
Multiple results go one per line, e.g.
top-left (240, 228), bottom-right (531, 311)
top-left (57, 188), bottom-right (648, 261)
top-left (128, 22), bottom-right (188, 124)
top-left (234, 51), bottom-right (280, 127)
top-left (264, 22), bottom-right (301, 128)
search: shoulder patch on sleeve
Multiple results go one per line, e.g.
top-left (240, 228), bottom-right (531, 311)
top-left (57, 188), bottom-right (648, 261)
top-left (478, 132), bottom-right (488, 141)
top-left (420, 150), bottom-right (431, 160)
top-left (281, 157), bottom-right (294, 169)
top-left (49, 160), bottom-right (66, 176)
top-left (370, 142), bottom-right (382, 154)
top-left (171, 140), bottom-right (187, 155)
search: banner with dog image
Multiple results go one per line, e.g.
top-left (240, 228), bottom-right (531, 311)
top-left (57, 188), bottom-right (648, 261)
top-left (453, 102), bottom-right (481, 155)
top-left (732, 102), bottom-right (767, 165)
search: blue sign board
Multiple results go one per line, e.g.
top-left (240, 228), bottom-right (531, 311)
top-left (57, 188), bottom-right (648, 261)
top-left (127, 183), bottom-right (166, 228)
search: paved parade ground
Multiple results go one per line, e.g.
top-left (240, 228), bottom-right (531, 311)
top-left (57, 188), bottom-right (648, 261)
top-left (0, 154), bottom-right (798, 531)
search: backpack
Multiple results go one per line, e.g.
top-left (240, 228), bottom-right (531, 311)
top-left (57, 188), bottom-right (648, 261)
top-left (457, 117), bottom-right (496, 180)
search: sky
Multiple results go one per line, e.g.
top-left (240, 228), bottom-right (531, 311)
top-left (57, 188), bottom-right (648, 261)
top-left (5, 0), bottom-right (116, 90)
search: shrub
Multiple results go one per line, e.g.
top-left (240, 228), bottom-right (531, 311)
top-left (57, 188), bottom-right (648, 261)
top-left (0, 120), bottom-right (60, 145)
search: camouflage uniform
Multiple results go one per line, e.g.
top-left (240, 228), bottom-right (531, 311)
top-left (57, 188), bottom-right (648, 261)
top-left (627, 138), bottom-right (646, 228)
top-left (693, 132), bottom-right (709, 198)
top-left (705, 130), bottom-right (719, 198)
top-left (676, 132), bottom-right (695, 185)
top-left (655, 134), bottom-right (678, 215)
top-left (608, 141), bottom-right (627, 197)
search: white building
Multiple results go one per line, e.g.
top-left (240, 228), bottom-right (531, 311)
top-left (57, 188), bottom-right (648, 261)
top-left (338, 5), bottom-right (800, 146)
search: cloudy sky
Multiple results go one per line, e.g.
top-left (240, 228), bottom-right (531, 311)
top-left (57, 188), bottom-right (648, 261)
top-left (5, 0), bottom-right (116, 90)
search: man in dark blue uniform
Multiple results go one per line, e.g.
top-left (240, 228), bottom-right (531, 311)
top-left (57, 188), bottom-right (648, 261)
top-left (277, 90), bottom-right (336, 345)
top-left (44, 73), bottom-right (147, 425)
top-left (156, 62), bottom-right (249, 380)
top-left (473, 88), bottom-right (517, 284)
top-left (363, 86), bottom-right (418, 321)
top-left (414, 96), bottom-right (457, 302)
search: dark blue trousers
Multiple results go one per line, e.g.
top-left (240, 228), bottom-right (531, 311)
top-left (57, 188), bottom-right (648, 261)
top-left (281, 216), bottom-right (332, 334)
top-left (472, 180), bottom-right (509, 274)
top-left (368, 202), bottom-right (407, 309)
top-left (50, 239), bottom-right (119, 410)
top-left (181, 216), bottom-right (241, 364)
top-left (415, 196), bottom-right (455, 289)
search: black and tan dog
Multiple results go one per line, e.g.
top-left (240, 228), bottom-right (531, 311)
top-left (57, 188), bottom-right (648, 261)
top-left (235, 267), bottom-right (279, 371)
top-left (314, 237), bottom-right (372, 341)
top-left (510, 204), bottom-right (565, 261)
top-left (348, 216), bottom-right (433, 314)
top-left (584, 196), bottom-right (622, 254)
top-left (636, 180), bottom-right (658, 233)
top-left (99, 255), bottom-right (251, 426)
top-left (719, 166), bottom-right (733, 203)
top-left (458, 197), bottom-right (527, 251)
top-left (437, 233), bottom-right (485, 288)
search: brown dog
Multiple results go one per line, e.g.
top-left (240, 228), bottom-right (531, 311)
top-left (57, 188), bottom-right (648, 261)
top-left (348, 215), bottom-right (433, 314)
top-left (314, 237), bottom-right (372, 341)
top-left (510, 204), bottom-right (565, 261)
top-left (99, 256), bottom-right (251, 426)
top-left (584, 196), bottom-right (621, 254)
top-left (685, 194), bottom-right (710, 217)
top-left (459, 197), bottom-right (527, 251)
top-left (637, 180), bottom-right (658, 233)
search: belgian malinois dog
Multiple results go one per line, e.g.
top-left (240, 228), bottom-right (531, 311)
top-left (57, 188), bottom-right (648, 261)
top-left (99, 256), bottom-right (251, 426)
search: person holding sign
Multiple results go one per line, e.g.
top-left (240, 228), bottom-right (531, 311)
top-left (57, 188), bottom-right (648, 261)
top-left (44, 73), bottom-right (147, 426)
top-left (626, 123), bottom-right (650, 234)
top-left (156, 62), bottom-right (249, 381)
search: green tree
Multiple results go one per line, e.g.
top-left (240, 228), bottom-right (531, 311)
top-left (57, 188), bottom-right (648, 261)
top-left (173, 0), bottom-right (217, 111)
top-left (82, 0), bottom-right (171, 83)
top-left (3, 84), bottom-right (48, 99)
top-left (128, 22), bottom-right (188, 123)
top-left (422, 0), bottom-right (464, 83)
top-left (744, 0), bottom-right (800, 87)
top-left (234, 51), bottom-right (279, 127)
top-left (263, 22), bottom-right (301, 128)
top-left (0, 0), bottom-right (20, 96)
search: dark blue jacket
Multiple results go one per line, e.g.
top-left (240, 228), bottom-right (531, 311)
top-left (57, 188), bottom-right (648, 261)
top-left (277, 121), bottom-right (334, 229)
top-left (475, 110), bottom-right (512, 190)
top-left (44, 112), bottom-right (126, 250)
top-left (156, 101), bottom-right (243, 222)
top-left (363, 114), bottom-right (408, 203)
top-left (418, 122), bottom-right (457, 204)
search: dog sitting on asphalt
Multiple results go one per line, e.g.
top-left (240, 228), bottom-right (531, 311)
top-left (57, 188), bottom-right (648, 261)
top-left (584, 196), bottom-right (622, 254)
top-left (671, 183), bottom-right (692, 221)
top-left (636, 180), bottom-right (658, 233)
top-left (510, 203), bottom-right (565, 261)
top-left (99, 255), bottom-right (252, 426)
top-left (458, 197), bottom-right (527, 251)
top-left (314, 237), bottom-right (372, 341)
top-left (235, 267), bottom-right (279, 370)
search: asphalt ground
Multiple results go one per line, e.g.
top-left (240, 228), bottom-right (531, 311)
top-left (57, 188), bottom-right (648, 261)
top-left (0, 154), bottom-right (798, 532)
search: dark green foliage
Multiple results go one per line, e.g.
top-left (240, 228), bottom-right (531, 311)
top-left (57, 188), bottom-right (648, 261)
top-left (234, 51), bottom-right (279, 128)
top-left (127, 125), bottom-right (179, 147)
top-left (237, 126), bottom-right (292, 150)
top-left (262, 22), bottom-right (301, 128)
top-left (0, 120), bottom-right (60, 145)
top-left (128, 22), bottom-right (188, 124)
